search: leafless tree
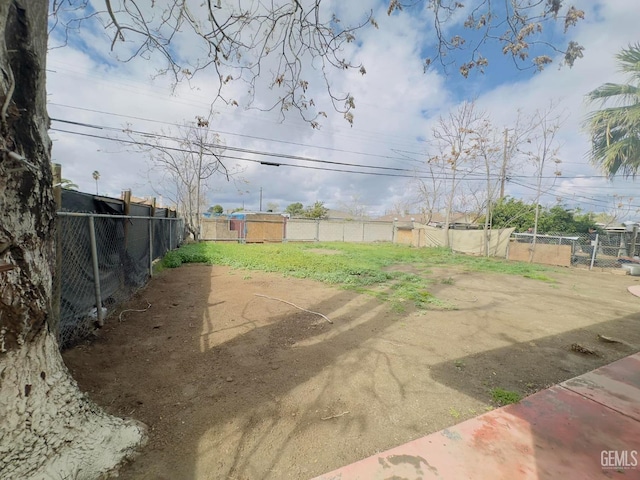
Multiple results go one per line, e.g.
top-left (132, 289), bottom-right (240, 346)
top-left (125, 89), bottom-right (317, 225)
top-left (517, 102), bottom-right (566, 261)
top-left (428, 100), bottom-right (487, 246)
top-left (597, 195), bottom-right (640, 228)
top-left (386, 200), bottom-right (415, 218)
top-left (339, 194), bottom-right (368, 220)
top-left (125, 116), bottom-right (233, 240)
top-left (469, 118), bottom-right (503, 255)
top-left (498, 111), bottom-right (538, 200)
top-left (411, 161), bottom-right (446, 225)
top-left (418, 105), bottom-right (528, 254)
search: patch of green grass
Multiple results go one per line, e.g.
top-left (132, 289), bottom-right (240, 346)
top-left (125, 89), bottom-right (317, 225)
top-left (161, 250), bottom-right (184, 268)
top-left (490, 388), bottom-right (522, 406)
top-left (523, 272), bottom-right (555, 282)
top-left (390, 301), bottom-right (407, 314)
top-left (160, 242), bottom-right (558, 309)
top-left (351, 286), bottom-right (390, 301)
top-left (449, 407), bottom-right (461, 419)
top-left (441, 276), bottom-right (455, 285)
top-left (391, 279), bottom-right (447, 309)
top-left (153, 264), bottom-right (166, 275)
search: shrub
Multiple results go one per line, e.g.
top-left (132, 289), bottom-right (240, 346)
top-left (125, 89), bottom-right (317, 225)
top-left (162, 251), bottom-right (183, 268)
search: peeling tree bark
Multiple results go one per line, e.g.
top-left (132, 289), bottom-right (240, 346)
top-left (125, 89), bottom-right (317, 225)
top-left (0, 2), bottom-right (146, 478)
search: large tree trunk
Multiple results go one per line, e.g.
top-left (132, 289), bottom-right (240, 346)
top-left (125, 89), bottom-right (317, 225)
top-left (0, 2), bottom-right (146, 478)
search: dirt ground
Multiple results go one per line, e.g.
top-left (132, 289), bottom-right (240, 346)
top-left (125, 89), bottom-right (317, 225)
top-left (63, 261), bottom-right (640, 480)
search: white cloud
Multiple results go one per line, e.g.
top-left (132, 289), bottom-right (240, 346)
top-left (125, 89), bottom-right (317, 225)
top-left (47, 0), bottom-right (640, 218)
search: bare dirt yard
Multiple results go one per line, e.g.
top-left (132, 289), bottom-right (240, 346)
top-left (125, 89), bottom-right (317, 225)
top-left (63, 262), bottom-right (640, 480)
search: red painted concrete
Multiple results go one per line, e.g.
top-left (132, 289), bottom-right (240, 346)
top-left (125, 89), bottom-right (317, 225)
top-left (312, 354), bottom-right (640, 480)
top-left (562, 355), bottom-right (640, 421)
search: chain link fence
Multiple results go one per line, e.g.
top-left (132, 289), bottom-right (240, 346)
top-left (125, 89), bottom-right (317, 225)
top-left (510, 231), bottom-right (635, 269)
top-left (55, 213), bottom-right (184, 349)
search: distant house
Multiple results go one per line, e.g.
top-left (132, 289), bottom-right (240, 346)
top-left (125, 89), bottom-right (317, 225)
top-left (326, 209), bottom-right (368, 220)
top-left (376, 212), bottom-right (479, 229)
top-left (595, 221), bottom-right (640, 233)
top-left (376, 213), bottom-right (426, 223)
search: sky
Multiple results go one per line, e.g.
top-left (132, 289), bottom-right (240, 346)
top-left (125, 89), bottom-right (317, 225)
top-left (46, 0), bottom-right (640, 221)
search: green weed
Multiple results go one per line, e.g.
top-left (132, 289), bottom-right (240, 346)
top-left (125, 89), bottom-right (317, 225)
top-left (161, 250), bottom-right (183, 268)
top-left (490, 388), bottom-right (522, 406)
top-left (390, 301), bottom-right (407, 314)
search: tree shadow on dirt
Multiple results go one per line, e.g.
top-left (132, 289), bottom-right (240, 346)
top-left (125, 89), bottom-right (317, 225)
top-left (430, 312), bottom-right (640, 401)
top-left (428, 310), bottom-right (640, 477)
top-left (65, 263), bottom-right (640, 480)
top-left (65, 264), bottom-right (423, 480)
top-left (179, 289), bottom-right (416, 479)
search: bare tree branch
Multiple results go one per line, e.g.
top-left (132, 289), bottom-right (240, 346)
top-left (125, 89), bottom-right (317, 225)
top-left (121, 116), bottom-right (239, 238)
top-left (49, 1), bottom-right (585, 127)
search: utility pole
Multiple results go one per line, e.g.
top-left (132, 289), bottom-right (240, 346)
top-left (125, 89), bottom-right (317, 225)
top-left (195, 136), bottom-right (203, 241)
top-left (499, 128), bottom-right (509, 200)
top-left (259, 187), bottom-right (263, 212)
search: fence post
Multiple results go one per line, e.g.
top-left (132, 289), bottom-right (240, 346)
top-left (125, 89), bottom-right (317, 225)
top-left (169, 218), bottom-right (173, 250)
top-left (88, 216), bottom-right (104, 327)
top-left (149, 217), bottom-right (154, 277)
top-left (51, 163), bottom-right (62, 335)
top-left (122, 189), bottom-right (132, 244)
top-left (283, 216), bottom-right (287, 243)
top-left (362, 222), bottom-right (365, 242)
top-left (589, 233), bottom-right (599, 270)
top-left (315, 219), bottom-right (320, 242)
top-left (391, 219), bottom-right (396, 244)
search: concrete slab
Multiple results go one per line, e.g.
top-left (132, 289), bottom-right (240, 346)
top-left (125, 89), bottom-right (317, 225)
top-left (312, 354), bottom-right (640, 480)
top-left (562, 354), bottom-right (640, 421)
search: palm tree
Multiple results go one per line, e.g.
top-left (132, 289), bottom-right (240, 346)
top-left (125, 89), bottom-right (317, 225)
top-left (92, 170), bottom-right (100, 195)
top-left (585, 43), bottom-right (640, 177)
top-left (60, 178), bottom-right (78, 190)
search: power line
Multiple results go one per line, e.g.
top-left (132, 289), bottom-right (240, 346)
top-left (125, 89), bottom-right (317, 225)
top-left (57, 126), bottom-right (554, 183)
top-left (50, 127), bottom-right (425, 179)
top-left (46, 66), bottom-right (431, 151)
top-left (507, 178), bottom-right (640, 210)
top-left (52, 118), bottom-right (500, 180)
top-left (51, 125), bottom-right (626, 213)
top-left (49, 102), bottom-right (609, 180)
top-left (51, 118), bottom-right (431, 175)
top-left (48, 102), bottom-right (425, 164)
top-left (50, 116), bottom-right (618, 183)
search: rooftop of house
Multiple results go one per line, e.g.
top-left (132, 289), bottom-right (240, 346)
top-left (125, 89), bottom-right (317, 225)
top-left (375, 212), bottom-right (478, 224)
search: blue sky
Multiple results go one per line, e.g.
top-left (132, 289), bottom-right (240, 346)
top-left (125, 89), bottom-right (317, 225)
top-left (46, 0), bottom-right (640, 222)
